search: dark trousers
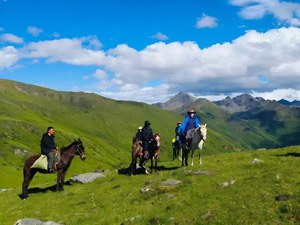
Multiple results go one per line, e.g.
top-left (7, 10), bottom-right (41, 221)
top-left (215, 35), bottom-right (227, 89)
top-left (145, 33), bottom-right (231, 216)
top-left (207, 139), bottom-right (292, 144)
top-left (46, 152), bottom-right (54, 170)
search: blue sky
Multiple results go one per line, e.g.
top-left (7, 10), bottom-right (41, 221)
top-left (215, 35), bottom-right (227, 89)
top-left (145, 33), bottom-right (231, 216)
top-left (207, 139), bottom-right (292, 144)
top-left (1, 0), bottom-right (300, 103)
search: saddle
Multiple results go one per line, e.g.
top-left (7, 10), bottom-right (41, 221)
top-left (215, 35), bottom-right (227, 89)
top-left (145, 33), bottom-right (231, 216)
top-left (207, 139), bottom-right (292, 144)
top-left (31, 149), bottom-right (60, 171)
top-left (51, 149), bottom-right (60, 171)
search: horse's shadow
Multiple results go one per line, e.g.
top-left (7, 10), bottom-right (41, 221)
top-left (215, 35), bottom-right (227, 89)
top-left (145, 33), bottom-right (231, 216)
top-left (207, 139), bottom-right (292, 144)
top-left (276, 152), bottom-right (300, 157)
top-left (18, 181), bottom-right (73, 199)
top-left (118, 165), bottom-right (180, 175)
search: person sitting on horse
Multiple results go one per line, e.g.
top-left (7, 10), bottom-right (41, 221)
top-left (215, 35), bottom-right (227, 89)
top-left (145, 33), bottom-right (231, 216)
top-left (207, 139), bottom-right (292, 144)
top-left (175, 121), bottom-right (182, 144)
top-left (135, 126), bottom-right (143, 142)
top-left (177, 109), bottom-right (199, 148)
top-left (142, 120), bottom-right (153, 160)
top-left (40, 126), bottom-right (58, 173)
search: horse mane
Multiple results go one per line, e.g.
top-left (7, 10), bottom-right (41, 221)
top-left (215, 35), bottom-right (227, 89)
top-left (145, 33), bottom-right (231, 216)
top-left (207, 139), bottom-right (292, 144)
top-left (60, 141), bottom-right (77, 151)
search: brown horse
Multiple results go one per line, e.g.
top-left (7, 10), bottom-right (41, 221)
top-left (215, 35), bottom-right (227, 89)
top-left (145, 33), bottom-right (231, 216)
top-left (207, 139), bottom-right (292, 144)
top-left (130, 137), bottom-right (142, 176)
top-left (21, 138), bottom-right (86, 200)
top-left (139, 134), bottom-right (161, 173)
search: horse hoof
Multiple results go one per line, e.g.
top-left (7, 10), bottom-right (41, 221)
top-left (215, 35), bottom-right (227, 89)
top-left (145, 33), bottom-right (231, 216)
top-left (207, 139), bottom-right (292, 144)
top-left (145, 170), bottom-right (149, 175)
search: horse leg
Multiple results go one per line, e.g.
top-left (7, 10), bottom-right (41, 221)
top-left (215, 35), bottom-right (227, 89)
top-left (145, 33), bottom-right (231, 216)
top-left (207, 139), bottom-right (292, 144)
top-left (59, 171), bottom-right (67, 191)
top-left (56, 170), bottom-right (63, 191)
top-left (22, 169), bottom-right (36, 199)
top-left (198, 140), bottom-right (204, 165)
top-left (191, 150), bottom-right (194, 167)
top-left (155, 157), bottom-right (158, 172)
top-left (173, 146), bottom-right (175, 161)
top-left (185, 150), bottom-right (189, 166)
top-left (181, 149), bottom-right (184, 166)
top-left (179, 147), bottom-right (182, 161)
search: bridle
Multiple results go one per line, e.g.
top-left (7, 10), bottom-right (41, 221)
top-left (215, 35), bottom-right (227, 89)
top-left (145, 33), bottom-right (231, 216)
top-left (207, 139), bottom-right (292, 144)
top-left (195, 127), bottom-right (206, 142)
top-left (63, 143), bottom-right (85, 157)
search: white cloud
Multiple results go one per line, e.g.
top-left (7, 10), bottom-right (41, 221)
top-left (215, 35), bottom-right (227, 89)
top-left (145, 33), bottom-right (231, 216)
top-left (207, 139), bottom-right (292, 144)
top-left (229, 0), bottom-right (300, 26)
top-left (52, 32), bottom-right (60, 38)
top-left (251, 88), bottom-right (300, 101)
top-left (3, 27), bottom-right (300, 102)
top-left (0, 46), bottom-right (19, 70)
top-left (92, 69), bottom-right (108, 79)
top-left (0, 33), bottom-right (23, 44)
top-left (0, 27), bottom-right (4, 31)
top-left (31, 59), bottom-right (39, 64)
top-left (196, 13), bottom-right (218, 28)
top-left (22, 37), bottom-right (107, 65)
top-left (151, 32), bottom-right (169, 40)
top-left (82, 76), bottom-right (89, 80)
top-left (27, 26), bottom-right (43, 36)
top-left (99, 84), bottom-right (170, 103)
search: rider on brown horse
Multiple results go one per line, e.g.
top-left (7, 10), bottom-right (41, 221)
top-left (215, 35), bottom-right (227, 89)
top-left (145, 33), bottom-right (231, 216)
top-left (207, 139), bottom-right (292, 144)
top-left (142, 120), bottom-right (153, 160)
top-left (40, 127), bottom-right (58, 173)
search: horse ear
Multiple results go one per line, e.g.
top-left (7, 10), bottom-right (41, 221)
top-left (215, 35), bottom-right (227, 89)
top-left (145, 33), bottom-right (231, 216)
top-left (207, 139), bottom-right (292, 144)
top-left (204, 123), bottom-right (207, 127)
top-left (78, 138), bottom-right (81, 141)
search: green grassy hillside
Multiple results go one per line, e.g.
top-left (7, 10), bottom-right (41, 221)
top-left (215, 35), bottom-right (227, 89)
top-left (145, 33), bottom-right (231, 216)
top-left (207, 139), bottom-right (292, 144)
top-left (1, 146), bottom-right (300, 224)
top-left (234, 100), bottom-right (300, 148)
top-left (175, 98), bottom-right (277, 150)
top-left (0, 79), bottom-right (245, 189)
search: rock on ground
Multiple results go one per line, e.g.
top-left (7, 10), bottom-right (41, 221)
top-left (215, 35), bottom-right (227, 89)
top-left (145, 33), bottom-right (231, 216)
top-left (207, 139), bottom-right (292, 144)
top-left (160, 179), bottom-right (181, 188)
top-left (69, 172), bottom-right (106, 184)
top-left (14, 218), bottom-right (62, 225)
top-left (251, 158), bottom-right (264, 164)
top-left (140, 188), bottom-right (155, 193)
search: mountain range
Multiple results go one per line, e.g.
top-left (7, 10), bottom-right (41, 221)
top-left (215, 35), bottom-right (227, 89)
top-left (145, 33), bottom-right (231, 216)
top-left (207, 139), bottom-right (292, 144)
top-left (153, 91), bottom-right (300, 149)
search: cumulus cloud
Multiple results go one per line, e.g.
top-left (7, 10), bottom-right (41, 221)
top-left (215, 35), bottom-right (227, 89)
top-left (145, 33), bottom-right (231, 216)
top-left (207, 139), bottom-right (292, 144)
top-left (92, 69), bottom-right (108, 79)
top-left (0, 33), bottom-right (23, 44)
top-left (151, 32), bottom-right (169, 40)
top-left (52, 32), bottom-right (60, 38)
top-left (251, 88), bottom-right (300, 101)
top-left (22, 37), bottom-right (107, 65)
top-left (196, 13), bottom-right (218, 28)
top-left (2, 27), bottom-right (300, 102)
top-left (27, 26), bottom-right (43, 36)
top-left (0, 46), bottom-right (19, 70)
top-left (229, 0), bottom-right (300, 26)
top-left (99, 84), bottom-right (170, 103)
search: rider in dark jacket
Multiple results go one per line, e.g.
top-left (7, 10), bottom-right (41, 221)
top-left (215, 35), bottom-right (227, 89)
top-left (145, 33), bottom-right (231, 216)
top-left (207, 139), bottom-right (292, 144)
top-left (41, 127), bottom-right (57, 173)
top-left (142, 120), bottom-right (153, 159)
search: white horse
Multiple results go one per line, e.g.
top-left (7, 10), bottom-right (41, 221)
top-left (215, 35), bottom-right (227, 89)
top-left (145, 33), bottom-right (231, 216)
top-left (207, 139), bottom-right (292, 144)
top-left (181, 124), bottom-right (207, 166)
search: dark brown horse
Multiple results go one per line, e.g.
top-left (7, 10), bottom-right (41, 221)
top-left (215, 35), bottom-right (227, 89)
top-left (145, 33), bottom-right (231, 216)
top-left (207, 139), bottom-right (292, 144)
top-left (21, 138), bottom-right (86, 199)
top-left (129, 137), bottom-right (142, 176)
top-left (139, 134), bottom-right (161, 173)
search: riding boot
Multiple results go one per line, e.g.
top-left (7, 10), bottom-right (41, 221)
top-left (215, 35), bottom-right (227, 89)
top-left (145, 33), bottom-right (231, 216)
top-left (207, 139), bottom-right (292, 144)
top-left (186, 139), bottom-right (191, 149)
top-left (144, 150), bottom-right (149, 159)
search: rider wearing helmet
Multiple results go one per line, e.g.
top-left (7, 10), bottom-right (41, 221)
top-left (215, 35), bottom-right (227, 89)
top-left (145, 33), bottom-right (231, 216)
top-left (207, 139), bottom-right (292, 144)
top-left (177, 109), bottom-right (199, 148)
top-left (135, 126), bottom-right (143, 142)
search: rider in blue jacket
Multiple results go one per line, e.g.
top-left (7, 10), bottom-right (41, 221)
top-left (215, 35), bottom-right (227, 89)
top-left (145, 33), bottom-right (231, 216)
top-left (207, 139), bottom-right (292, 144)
top-left (177, 109), bottom-right (199, 148)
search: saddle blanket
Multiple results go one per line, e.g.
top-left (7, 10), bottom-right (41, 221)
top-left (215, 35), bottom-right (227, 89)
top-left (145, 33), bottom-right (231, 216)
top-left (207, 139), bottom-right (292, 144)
top-left (31, 155), bottom-right (48, 170)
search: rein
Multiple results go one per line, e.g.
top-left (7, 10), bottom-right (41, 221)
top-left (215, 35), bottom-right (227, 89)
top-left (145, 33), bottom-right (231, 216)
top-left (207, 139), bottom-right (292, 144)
top-left (194, 127), bottom-right (206, 142)
top-left (62, 144), bottom-right (83, 156)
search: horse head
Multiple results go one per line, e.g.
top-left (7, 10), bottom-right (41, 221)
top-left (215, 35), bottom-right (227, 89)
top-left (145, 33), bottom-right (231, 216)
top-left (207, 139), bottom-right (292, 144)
top-left (73, 138), bottom-right (86, 160)
top-left (153, 133), bottom-right (161, 148)
top-left (199, 124), bottom-right (207, 141)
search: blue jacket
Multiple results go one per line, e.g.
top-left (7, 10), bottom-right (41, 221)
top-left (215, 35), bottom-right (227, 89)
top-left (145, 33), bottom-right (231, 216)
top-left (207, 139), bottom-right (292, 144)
top-left (177, 116), bottom-right (199, 134)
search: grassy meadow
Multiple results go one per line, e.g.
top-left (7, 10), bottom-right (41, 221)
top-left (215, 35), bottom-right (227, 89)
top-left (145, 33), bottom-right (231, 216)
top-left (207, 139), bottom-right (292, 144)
top-left (1, 146), bottom-right (300, 224)
top-left (2, 79), bottom-right (300, 224)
